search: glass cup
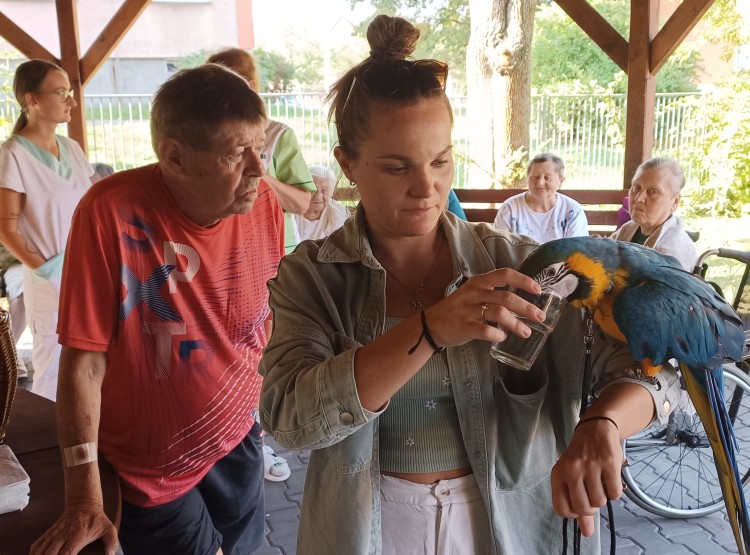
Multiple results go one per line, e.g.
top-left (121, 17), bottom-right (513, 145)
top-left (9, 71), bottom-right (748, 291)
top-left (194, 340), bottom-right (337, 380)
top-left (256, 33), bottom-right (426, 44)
top-left (489, 287), bottom-right (566, 371)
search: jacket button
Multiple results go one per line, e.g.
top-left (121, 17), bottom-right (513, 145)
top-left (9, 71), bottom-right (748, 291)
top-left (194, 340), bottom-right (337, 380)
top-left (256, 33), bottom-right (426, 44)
top-left (464, 381), bottom-right (471, 387)
top-left (663, 401), bottom-right (671, 413)
top-left (339, 411), bottom-right (354, 425)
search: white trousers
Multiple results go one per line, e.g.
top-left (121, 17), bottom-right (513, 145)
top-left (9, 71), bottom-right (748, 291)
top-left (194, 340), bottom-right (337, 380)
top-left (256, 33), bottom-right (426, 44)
top-left (4, 263), bottom-right (26, 341)
top-left (23, 254), bottom-right (64, 401)
top-left (380, 474), bottom-right (492, 555)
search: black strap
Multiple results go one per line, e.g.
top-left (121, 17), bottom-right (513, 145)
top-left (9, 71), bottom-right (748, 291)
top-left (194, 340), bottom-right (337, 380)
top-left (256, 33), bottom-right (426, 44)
top-left (579, 312), bottom-right (596, 418)
top-left (562, 311), bottom-right (615, 555)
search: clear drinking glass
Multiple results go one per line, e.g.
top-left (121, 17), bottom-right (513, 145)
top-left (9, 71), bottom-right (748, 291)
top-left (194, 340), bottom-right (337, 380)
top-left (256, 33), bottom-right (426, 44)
top-left (489, 287), bottom-right (566, 371)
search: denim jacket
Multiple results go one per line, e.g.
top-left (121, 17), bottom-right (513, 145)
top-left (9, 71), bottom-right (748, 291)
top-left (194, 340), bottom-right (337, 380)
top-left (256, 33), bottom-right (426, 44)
top-left (259, 208), bottom-right (678, 555)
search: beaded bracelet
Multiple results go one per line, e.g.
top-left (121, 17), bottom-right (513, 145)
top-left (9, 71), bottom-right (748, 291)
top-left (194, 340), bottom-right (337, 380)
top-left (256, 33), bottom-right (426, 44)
top-left (408, 310), bottom-right (446, 355)
top-left (574, 415), bottom-right (619, 431)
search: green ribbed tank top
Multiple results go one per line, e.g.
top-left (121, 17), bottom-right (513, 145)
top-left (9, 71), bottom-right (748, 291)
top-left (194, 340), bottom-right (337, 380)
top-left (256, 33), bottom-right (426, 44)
top-left (378, 317), bottom-right (470, 473)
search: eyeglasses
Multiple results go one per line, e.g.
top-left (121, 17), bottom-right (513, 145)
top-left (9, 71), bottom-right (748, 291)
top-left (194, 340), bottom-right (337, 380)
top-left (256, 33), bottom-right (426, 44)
top-left (341, 59), bottom-right (448, 117)
top-left (36, 89), bottom-right (75, 102)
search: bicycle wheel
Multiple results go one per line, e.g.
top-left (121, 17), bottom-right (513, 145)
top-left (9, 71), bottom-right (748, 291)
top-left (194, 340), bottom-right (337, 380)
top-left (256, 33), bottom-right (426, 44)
top-left (622, 364), bottom-right (750, 518)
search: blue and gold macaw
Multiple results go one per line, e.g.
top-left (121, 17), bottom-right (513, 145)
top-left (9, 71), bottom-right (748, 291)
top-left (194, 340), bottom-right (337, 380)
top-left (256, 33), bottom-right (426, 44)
top-left (518, 236), bottom-right (750, 554)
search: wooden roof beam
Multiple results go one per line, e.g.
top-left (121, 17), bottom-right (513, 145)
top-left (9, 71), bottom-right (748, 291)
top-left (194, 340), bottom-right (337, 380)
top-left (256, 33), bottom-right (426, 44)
top-left (0, 11), bottom-right (57, 62)
top-left (554, 0), bottom-right (629, 72)
top-left (651, 0), bottom-right (716, 74)
top-left (80, 0), bottom-right (151, 87)
top-left (56, 0), bottom-right (86, 152)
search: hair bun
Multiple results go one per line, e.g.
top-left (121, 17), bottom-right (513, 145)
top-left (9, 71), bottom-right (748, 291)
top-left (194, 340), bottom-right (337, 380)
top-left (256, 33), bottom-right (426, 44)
top-left (367, 15), bottom-right (420, 59)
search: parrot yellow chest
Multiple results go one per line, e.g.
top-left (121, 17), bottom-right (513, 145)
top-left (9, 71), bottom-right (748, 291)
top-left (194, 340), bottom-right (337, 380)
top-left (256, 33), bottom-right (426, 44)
top-left (592, 295), bottom-right (625, 341)
top-left (565, 262), bottom-right (663, 378)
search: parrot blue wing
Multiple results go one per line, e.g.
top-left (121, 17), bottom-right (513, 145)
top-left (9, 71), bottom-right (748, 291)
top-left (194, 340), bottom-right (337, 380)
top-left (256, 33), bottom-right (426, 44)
top-left (614, 243), bottom-right (745, 369)
top-left (613, 276), bottom-right (744, 371)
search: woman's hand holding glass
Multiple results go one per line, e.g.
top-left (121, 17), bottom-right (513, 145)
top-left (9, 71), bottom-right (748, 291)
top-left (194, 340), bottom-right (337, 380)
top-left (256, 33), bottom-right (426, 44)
top-left (426, 268), bottom-right (546, 349)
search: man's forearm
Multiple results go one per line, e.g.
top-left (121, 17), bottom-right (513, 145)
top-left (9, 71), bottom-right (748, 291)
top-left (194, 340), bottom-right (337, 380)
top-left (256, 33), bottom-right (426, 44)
top-left (56, 347), bottom-right (108, 506)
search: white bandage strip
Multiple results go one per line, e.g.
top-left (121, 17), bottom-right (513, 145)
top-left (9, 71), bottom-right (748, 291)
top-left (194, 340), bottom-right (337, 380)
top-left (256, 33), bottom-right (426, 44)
top-left (63, 442), bottom-right (98, 467)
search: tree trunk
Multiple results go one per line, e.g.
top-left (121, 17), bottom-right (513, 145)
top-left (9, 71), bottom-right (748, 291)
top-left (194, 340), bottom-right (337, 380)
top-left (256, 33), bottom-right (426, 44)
top-left (466, 0), bottom-right (536, 188)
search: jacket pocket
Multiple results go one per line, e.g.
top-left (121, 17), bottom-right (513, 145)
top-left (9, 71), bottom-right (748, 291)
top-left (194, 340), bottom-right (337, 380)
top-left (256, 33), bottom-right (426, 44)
top-left (493, 362), bottom-right (556, 488)
top-left (319, 420), bottom-right (375, 475)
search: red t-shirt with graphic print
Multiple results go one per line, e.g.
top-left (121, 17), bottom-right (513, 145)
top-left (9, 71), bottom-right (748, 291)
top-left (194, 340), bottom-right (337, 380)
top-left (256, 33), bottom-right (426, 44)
top-left (58, 164), bottom-right (284, 507)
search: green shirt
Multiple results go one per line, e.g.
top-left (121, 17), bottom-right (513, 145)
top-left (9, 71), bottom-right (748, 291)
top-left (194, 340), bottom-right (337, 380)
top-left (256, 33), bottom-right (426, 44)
top-left (266, 127), bottom-right (315, 253)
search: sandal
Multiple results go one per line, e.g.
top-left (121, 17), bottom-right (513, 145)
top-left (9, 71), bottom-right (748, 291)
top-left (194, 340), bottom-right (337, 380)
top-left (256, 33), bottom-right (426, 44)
top-left (263, 445), bottom-right (291, 482)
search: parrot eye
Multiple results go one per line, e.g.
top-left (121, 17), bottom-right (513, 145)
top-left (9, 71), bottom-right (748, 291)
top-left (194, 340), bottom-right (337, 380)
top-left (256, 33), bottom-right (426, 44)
top-left (539, 263), bottom-right (564, 280)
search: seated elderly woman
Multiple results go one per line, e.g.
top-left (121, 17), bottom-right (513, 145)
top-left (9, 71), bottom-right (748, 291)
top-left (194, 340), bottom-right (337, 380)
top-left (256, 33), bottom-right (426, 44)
top-left (610, 158), bottom-right (697, 271)
top-left (294, 164), bottom-right (351, 241)
top-left (493, 152), bottom-right (589, 243)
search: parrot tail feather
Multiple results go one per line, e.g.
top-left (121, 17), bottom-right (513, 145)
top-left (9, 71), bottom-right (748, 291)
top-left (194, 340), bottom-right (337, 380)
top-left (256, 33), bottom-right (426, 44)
top-left (680, 362), bottom-right (750, 555)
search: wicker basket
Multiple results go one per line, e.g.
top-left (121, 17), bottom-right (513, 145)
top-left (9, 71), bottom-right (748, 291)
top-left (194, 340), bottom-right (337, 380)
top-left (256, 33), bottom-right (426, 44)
top-left (0, 308), bottom-right (18, 443)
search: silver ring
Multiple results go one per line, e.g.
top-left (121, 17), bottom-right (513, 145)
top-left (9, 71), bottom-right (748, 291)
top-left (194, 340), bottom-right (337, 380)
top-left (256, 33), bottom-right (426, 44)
top-left (481, 303), bottom-right (488, 320)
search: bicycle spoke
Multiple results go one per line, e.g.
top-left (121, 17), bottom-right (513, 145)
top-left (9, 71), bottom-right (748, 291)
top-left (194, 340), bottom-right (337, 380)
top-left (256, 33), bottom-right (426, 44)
top-left (622, 366), bottom-right (750, 518)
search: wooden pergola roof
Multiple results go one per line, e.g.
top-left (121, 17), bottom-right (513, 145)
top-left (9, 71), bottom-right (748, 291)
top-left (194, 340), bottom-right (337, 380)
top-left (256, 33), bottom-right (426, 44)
top-left (556, 0), bottom-right (715, 187)
top-left (0, 0), bottom-right (717, 188)
top-left (0, 0), bottom-right (151, 153)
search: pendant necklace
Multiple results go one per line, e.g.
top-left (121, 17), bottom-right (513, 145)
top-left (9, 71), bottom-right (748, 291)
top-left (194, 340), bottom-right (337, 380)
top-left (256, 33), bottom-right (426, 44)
top-left (383, 234), bottom-right (445, 312)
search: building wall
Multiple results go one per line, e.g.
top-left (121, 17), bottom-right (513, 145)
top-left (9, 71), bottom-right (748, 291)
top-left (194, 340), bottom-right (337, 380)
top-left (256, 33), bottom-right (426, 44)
top-left (85, 58), bottom-right (176, 95)
top-left (0, 0), bottom-right (245, 93)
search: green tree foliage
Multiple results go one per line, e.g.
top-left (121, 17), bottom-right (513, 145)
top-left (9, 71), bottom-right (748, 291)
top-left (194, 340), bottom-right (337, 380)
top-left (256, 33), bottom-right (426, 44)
top-left (681, 74), bottom-right (750, 217)
top-left (680, 0), bottom-right (750, 215)
top-left (277, 24), bottom-right (326, 91)
top-left (355, 0), bottom-right (699, 94)
top-left (532, 1), bottom-right (698, 94)
top-left (351, 0), bottom-right (469, 88)
top-left (0, 52), bottom-right (21, 131)
top-left (176, 49), bottom-right (213, 70)
top-left (703, 0), bottom-right (750, 62)
top-left (292, 49), bottom-right (324, 90)
top-left (254, 48), bottom-right (296, 93)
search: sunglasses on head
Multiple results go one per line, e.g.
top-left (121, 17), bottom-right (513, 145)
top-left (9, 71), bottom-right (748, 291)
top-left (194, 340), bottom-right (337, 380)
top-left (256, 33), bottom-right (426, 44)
top-left (341, 59), bottom-right (448, 116)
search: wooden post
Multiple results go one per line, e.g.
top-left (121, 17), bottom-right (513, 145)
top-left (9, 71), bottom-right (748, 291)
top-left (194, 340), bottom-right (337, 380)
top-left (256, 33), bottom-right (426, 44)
top-left (623, 0), bottom-right (659, 189)
top-left (56, 0), bottom-right (86, 152)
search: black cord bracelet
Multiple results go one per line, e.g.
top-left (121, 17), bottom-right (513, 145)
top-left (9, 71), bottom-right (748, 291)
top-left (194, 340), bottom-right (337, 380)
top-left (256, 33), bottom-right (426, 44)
top-left (574, 415), bottom-right (619, 431)
top-left (408, 310), bottom-right (446, 355)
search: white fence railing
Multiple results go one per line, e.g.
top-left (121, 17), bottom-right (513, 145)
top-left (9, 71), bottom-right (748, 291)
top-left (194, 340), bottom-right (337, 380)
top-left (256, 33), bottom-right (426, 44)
top-left (0, 92), bottom-right (709, 188)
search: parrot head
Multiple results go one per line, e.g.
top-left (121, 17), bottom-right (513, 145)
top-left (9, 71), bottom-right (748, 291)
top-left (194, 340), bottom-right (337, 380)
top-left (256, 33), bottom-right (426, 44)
top-left (518, 237), bottom-right (626, 310)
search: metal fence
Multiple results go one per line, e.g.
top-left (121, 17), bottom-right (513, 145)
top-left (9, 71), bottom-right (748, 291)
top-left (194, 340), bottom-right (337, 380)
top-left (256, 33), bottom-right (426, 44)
top-left (0, 91), bottom-right (708, 188)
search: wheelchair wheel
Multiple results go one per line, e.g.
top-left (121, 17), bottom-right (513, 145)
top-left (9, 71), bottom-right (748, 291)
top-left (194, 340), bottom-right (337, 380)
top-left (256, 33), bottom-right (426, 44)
top-left (621, 364), bottom-right (750, 518)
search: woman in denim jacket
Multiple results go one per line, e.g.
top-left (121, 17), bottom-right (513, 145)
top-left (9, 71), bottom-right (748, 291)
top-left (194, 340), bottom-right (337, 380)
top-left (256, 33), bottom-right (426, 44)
top-left (259, 15), bottom-right (678, 555)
